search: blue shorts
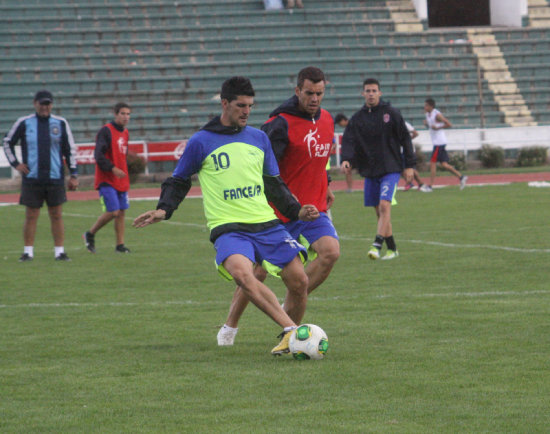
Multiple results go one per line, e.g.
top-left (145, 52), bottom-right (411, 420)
top-left (431, 145), bottom-right (449, 163)
top-left (214, 225), bottom-right (307, 281)
top-left (284, 212), bottom-right (338, 260)
top-left (99, 185), bottom-right (129, 212)
top-left (364, 173), bottom-right (400, 207)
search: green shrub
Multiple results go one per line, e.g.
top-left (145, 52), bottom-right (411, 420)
top-left (515, 146), bottom-right (548, 167)
top-left (479, 144), bottom-right (504, 168)
top-left (448, 152), bottom-right (466, 171)
top-left (127, 151), bottom-right (146, 183)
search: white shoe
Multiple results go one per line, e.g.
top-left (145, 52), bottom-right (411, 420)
top-left (460, 175), bottom-right (468, 190)
top-left (217, 325), bottom-right (238, 346)
top-left (420, 184), bottom-right (433, 193)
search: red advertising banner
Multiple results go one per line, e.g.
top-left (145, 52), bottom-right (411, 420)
top-left (76, 140), bottom-right (186, 164)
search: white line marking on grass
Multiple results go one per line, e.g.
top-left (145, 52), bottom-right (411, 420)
top-left (63, 212), bottom-right (205, 229)
top-left (375, 290), bottom-right (550, 299)
top-left (340, 235), bottom-right (550, 253)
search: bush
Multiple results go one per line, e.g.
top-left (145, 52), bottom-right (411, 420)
top-left (515, 146), bottom-right (548, 167)
top-left (126, 151), bottom-right (146, 183)
top-left (448, 152), bottom-right (466, 171)
top-left (479, 144), bottom-right (504, 168)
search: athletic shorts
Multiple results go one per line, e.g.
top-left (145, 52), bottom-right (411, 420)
top-left (284, 212), bottom-right (338, 261)
top-left (214, 225), bottom-right (307, 281)
top-left (363, 173), bottom-right (400, 207)
top-left (430, 145), bottom-right (449, 163)
top-left (99, 185), bottom-right (129, 212)
top-left (19, 183), bottom-right (66, 208)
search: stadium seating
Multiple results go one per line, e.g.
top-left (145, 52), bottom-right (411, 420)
top-left (1, 0), bottom-right (544, 143)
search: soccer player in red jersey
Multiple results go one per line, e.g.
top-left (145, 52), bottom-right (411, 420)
top-left (217, 66), bottom-right (340, 346)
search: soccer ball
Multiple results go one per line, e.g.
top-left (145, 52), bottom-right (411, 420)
top-left (288, 324), bottom-right (329, 360)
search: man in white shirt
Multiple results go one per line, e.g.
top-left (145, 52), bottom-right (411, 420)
top-left (422, 98), bottom-right (467, 192)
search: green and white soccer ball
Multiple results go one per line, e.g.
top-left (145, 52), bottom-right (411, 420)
top-left (288, 324), bottom-right (329, 360)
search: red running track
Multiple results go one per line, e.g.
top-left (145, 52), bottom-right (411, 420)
top-left (0, 172), bottom-right (548, 204)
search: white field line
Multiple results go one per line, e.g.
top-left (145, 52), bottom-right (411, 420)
top-left (1, 290), bottom-right (548, 310)
top-left (340, 235), bottom-right (550, 253)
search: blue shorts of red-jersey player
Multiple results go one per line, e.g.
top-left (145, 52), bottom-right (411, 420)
top-left (214, 225), bottom-right (307, 281)
top-left (363, 172), bottom-right (400, 207)
top-left (284, 212), bottom-right (338, 261)
top-left (430, 144), bottom-right (450, 163)
top-left (99, 184), bottom-right (129, 212)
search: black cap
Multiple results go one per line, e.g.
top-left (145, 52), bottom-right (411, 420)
top-left (34, 90), bottom-right (53, 104)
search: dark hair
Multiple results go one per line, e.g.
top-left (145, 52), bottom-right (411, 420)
top-left (363, 78), bottom-right (380, 89)
top-left (425, 98), bottom-right (436, 108)
top-left (114, 102), bottom-right (130, 114)
top-left (334, 113), bottom-right (348, 124)
top-left (297, 66), bottom-right (325, 88)
top-left (220, 76), bottom-right (255, 102)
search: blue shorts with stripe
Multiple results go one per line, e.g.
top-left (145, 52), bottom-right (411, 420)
top-left (214, 225), bottom-right (307, 281)
top-left (363, 173), bottom-right (400, 207)
top-left (99, 185), bottom-right (129, 212)
top-left (284, 212), bottom-right (338, 260)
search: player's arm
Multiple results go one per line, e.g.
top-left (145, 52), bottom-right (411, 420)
top-left (94, 126), bottom-right (115, 172)
top-left (3, 119), bottom-right (29, 174)
top-left (435, 113), bottom-right (452, 129)
top-left (133, 176), bottom-right (192, 228)
top-left (261, 116), bottom-right (289, 161)
top-left (340, 120), bottom-right (356, 174)
top-left (60, 120), bottom-right (79, 190)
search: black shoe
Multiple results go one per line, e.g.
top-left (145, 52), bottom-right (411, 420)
top-left (115, 244), bottom-right (130, 253)
top-left (55, 253), bottom-right (71, 261)
top-left (19, 253), bottom-right (33, 262)
top-left (84, 231), bottom-right (95, 253)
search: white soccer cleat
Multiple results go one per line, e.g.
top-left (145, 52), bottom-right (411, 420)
top-left (460, 175), bottom-right (468, 190)
top-left (217, 325), bottom-right (238, 346)
top-left (420, 184), bottom-right (433, 193)
top-left (381, 250), bottom-right (399, 260)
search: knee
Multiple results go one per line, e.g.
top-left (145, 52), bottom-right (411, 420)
top-left (288, 271), bottom-right (308, 295)
top-left (319, 246), bottom-right (340, 266)
top-left (111, 210), bottom-right (120, 218)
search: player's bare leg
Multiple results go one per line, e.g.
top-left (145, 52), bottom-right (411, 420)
top-left (48, 204), bottom-right (65, 247)
top-left (222, 254), bottom-right (297, 328)
top-left (305, 236), bottom-right (339, 295)
top-left (280, 255), bottom-right (309, 325)
top-left (23, 206), bottom-right (40, 246)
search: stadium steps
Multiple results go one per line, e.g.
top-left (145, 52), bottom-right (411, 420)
top-left (386, 0), bottom-right (424, 32)
top-left (527, 0), bottom-right (550, 27)
top-left (467, 28), bottom-right (537, 127)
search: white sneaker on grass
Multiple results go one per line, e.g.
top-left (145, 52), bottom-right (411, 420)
top-left (420, 184), bottom-right (433, 193)
top-left (217, 325), bottom-right (238, 346)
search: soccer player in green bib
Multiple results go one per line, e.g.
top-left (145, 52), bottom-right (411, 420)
top-left (133, 77), bottom-right (319, 355)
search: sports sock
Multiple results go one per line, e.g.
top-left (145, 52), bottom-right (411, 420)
top-left (385, 236), bottom-right (397, 251)
top-left (373, 235), bottom-right (384, 250)
top-left (24, 246), bottom-right (34, 257)
top-left (283, 326), bottom-right (297, 333)
top-left (54, 246), bottom-right (65, 257)
top-left (222, 324), bottom-right (238, 332)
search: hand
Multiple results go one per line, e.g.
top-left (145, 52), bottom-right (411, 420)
top-left (15, 163), bottom-right (30, 175)
top-left (67, 177), bottom-right (79, 191)
top-left (133, 209), bottom-right (166, 228)
top-left (403, 168), bottom-right (414, 184)
top-left (326, 187), bottom-right (335, 210)
top-left (341, 160), bottom-right (351, 174)
top-left (298, 204), bottom-right (319, 222)
top-left (112, 167), bottom-right (127, 178)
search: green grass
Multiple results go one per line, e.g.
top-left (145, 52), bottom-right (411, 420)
top-left (1, 184), bottom-right (549, 432)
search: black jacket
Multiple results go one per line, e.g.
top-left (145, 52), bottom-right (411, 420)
top-left (341, 100), bottom-right (415, 178)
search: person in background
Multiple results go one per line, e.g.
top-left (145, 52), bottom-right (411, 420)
top-left (335, 113), bottom-right (355, 193)
top-left (84, 103), bottom-right (132, 254)
top-left (421, 98), bottom-right (467, 192)
top-left (403, 121), bottom-right (425, 191)
top-left (2, 90), bottom-right (78, 262)
top-left (341, 78), bottom-right (415, 261)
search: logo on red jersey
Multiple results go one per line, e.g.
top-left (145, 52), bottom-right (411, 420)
top-left (304, 128), bottom-right (331, 158)
top-left (117, 136), bottom-right (127, 154)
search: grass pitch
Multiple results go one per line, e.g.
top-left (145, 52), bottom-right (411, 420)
top-left (1, 183), bottom-right (549, 432)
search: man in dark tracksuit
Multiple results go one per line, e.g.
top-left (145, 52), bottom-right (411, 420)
top-left (2, 90), bottom-right (79, 261)
top-left (341, 78), bottom-right (415, 260)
